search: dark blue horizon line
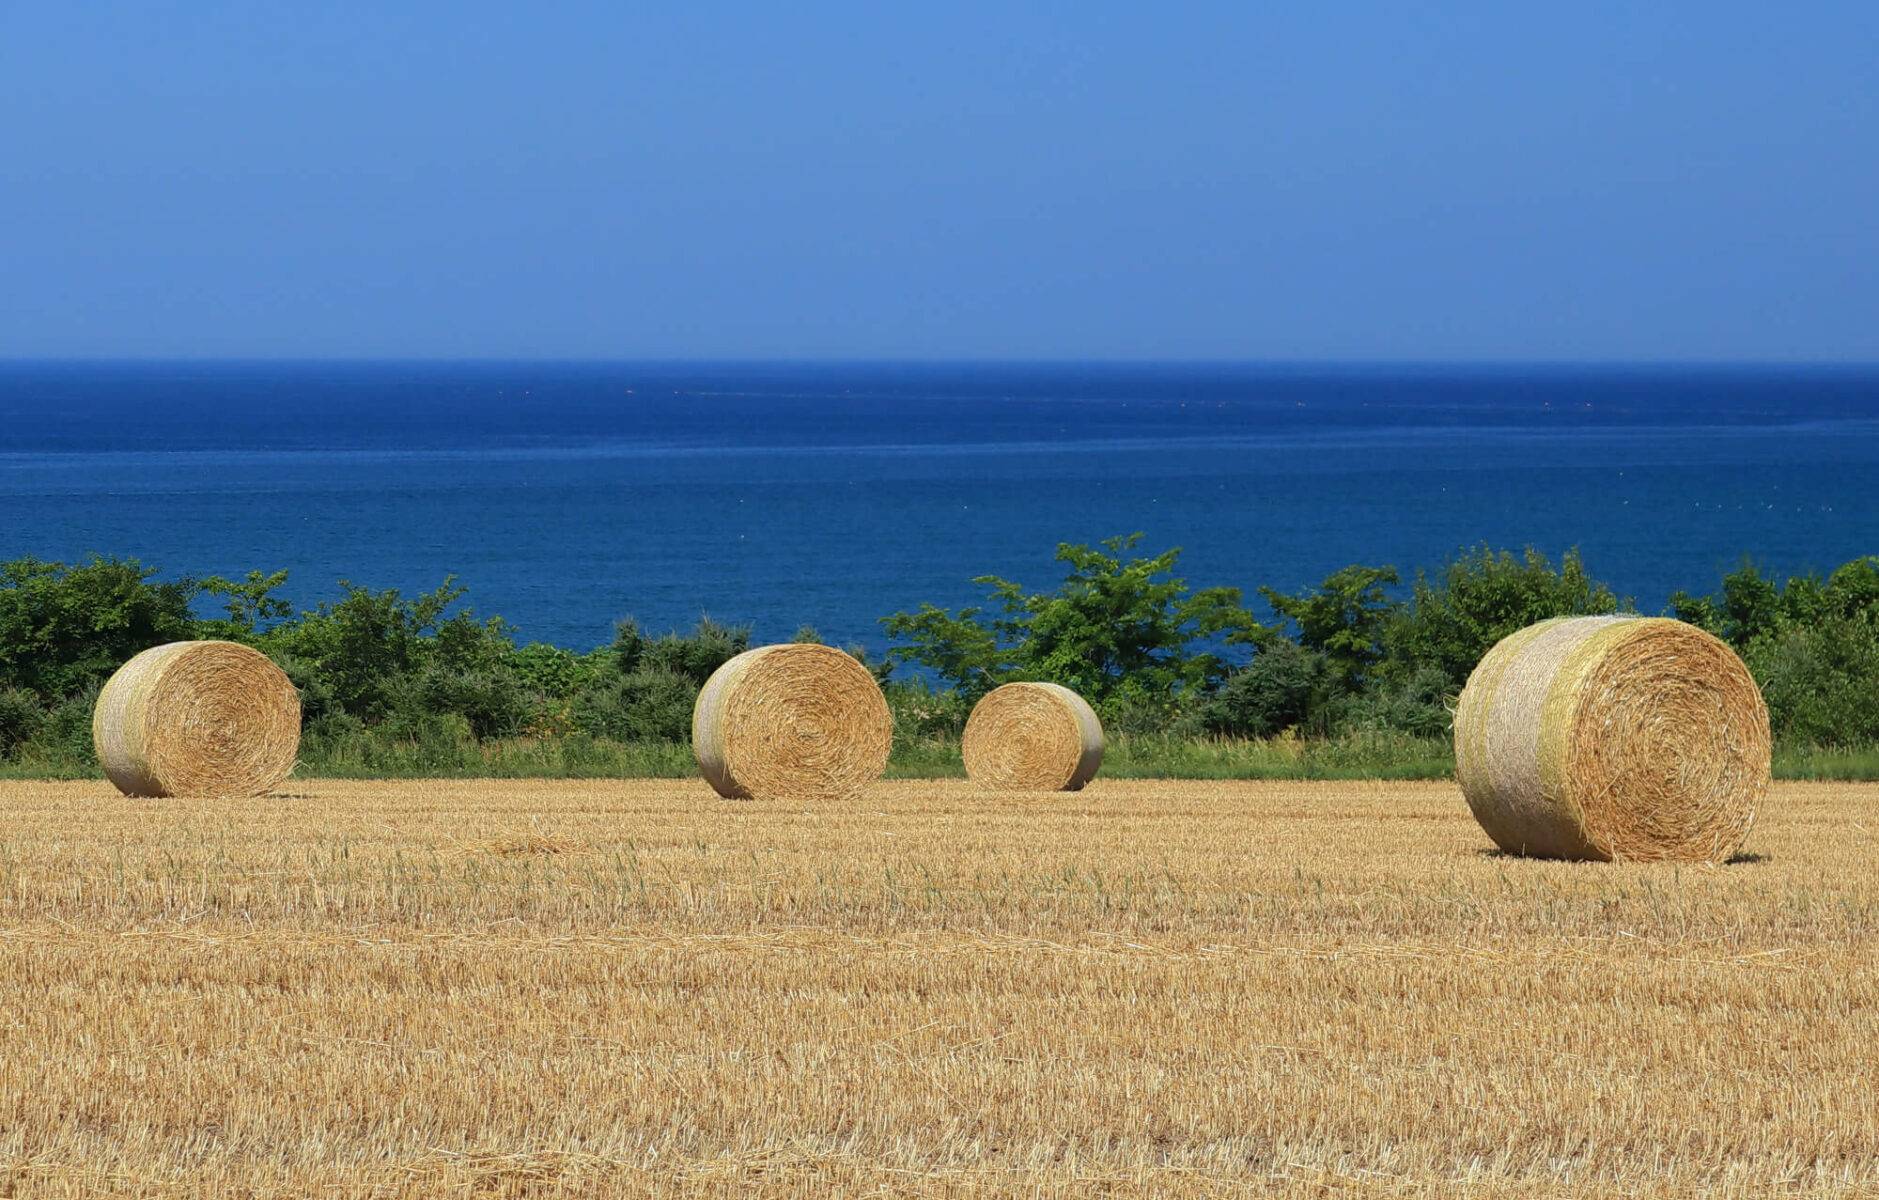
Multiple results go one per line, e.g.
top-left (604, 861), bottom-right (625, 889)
top-left (4, 356), bottom-right (1879, 372)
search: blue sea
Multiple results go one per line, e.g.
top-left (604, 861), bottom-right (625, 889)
top-left (2, 362), bottom-right (1876, 654)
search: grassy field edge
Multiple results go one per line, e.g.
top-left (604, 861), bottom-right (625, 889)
top-left (5, 732), bottom-right (1877, 782)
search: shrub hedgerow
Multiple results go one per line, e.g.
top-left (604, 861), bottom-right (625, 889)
top-left (2, 542), bottom-right (1877, 773)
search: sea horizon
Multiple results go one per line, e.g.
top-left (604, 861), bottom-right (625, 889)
top-left (5, 359), bottom-right (1876, 652)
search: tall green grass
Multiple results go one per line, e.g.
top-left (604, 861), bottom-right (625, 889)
top-left (4, 728), bottom-right (1876, 782)
top-left (1772, 743), bottom-right (1879, 781)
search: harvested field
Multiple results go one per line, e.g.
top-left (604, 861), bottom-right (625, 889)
top-left (0, 778), bottom-right (1873, 1198)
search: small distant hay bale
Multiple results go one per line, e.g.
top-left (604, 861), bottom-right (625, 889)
top-left (692, 643), bottom-right (892, 801)
top-left (93, 640), bottom-right (302, 798)
top-left (1453, 616), bottom-right (1769, 862)
top-left (962, 682), bottom-right (1104, 792)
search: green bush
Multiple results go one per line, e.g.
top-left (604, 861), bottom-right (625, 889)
top-left (883, 679), bottom-right (971, 742)
top-left (1336, 664), bottom-right (1453, 738)
top-left (881, 534), bottom-right (1269, 706)
top-left (571, 669), bottom-right (698, 742)
top-left (616, 617), bottom-right (749, 685)
top-left (1097, 686), bottom-right (1196, 738)
top-left (273, 654), bottom-right (340, 727)
top-left (37, 687), bottom-right (101, 766)
top-left (1745, 615), bottom-right (1879, 747)
top-left (0, 687), bottom-right (44, 754)
top-left (408, 666), bottom-right (533, 740)
top-left (0, 556), bottom-right (194, 700)
top-left (1199, 642), bottom-right (1335, 737)
top-left (4, 543), bottom-right (1879, 780)
top-left (510, 642), bottom-right (594, 698)
top-left (1380, 546), bottom-right (1623, 689)
top-left (368, 710), bottom-right (479, 770)
top-left (301, 708), bottom-right (367, 749)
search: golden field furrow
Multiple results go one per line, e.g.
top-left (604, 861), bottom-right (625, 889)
top-left (0, 779), bottom-right (1872, 1197)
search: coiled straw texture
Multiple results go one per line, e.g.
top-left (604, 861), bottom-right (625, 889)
top-left (93, 641), bottom-right (302, 798)
top-left (962, 682), bottom-right (1104, 792)
top-left (1453, 616), bottom-right (1769, 862)
top-left (692, 644), bottom-right (893, 802)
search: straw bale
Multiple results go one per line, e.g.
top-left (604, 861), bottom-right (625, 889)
top-left (693, 644), bottom-right (892, 801)
top-left (1454, 616), bottom-right (1768, 862)
top-left (94, 640), bottom-right (301, 798)
top-left (962, 682), bottom-right (1104, 792)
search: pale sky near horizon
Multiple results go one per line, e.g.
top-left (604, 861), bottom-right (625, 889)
top-left (2, 3), bottom-right (1875, 361)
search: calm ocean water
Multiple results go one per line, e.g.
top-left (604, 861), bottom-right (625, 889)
top-left (2, 362), bottom-right (1876, 653)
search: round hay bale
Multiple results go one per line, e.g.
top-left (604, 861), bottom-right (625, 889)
top-left (962, 682), bottom-right (1104, 792)
top-left (93, 641), bottom-right (302, 798)
top-left (692, 643), bottom-right (892, 801)
top-left (1453, 616), bottom-right (1768, 862)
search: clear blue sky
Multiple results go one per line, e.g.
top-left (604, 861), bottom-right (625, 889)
top-left (2, 3), bottom-right (1874, 360)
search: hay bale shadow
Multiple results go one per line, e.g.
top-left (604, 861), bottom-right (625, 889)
top-left (1473, 846), bottom-right (1771, 866)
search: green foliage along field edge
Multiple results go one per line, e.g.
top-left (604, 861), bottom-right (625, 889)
top-left (2, 539), bottom-right (1876, 779)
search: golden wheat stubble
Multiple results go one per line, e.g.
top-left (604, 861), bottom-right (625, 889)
top-left (0, 778), bottom-right (1868, 1197)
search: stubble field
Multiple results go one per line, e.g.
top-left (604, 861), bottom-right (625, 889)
top-left (0, 777), bottom-right (1872, 1198)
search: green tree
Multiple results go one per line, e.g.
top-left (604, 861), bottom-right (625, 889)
top-left (1670, 561), bottom-right (1782, 647)
top-left (612, 616), bottom-right (749, 685)
top-left (1198, 640), bottom-right (1336, 737)
top-left (197, 569), bottom-right (293, 639)
top-left (0, 556), bottom-right (196, 700)
top-left (1824, 556), bottom-right (1879, 619)
top-left (1261, 564), bottom-right (1401, 689)
top-left (1671, 557), bottom-right (1879, 649)
top-left (1745, 614), bottom-right (1879, 746)
top-left (263, 578), bottom-right (470, 721)
top-left (882, 535), bottom-right (1271, 711)
top-left (1672, 557), bottom-right (1879, 744)
top-left (874, 604), bottom-right (1002, 695)
top-left (1380, 547), bottom-right (1623, 689)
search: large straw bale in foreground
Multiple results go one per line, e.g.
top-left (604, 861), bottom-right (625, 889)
top-left (692, 643), bottom-right (892, 801)
top-left (93, 641), bottom-right (302, 798)
top-left (1454, 616), bottom-right (1768, 862)
top-left (963, 682), bottom-right (1104, 791)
